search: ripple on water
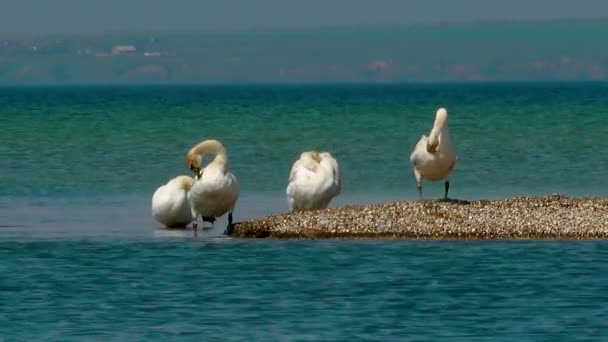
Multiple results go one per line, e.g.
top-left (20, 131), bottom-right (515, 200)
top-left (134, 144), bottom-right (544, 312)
top-left (1, 239), bottom-right (607, 340)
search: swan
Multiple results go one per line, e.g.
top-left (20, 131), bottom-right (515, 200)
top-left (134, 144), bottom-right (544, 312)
top-left (185, 139), bottom-right (240, 234)
top-left (286, 151), bottom-right (341, 211)
top-left (409, 108), bottom-right (457, 199)
top-left (151, 175), bottom-right (195, 228)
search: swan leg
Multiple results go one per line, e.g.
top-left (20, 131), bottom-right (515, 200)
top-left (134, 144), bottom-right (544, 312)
top-left (192, 217), bottom-right (199, 237)
top-left (444, 181), bottom-right (450, 199)
top-left (414, 169), bottom-right (423, 199)
top-left (224, 212), bottom-right (234, 235)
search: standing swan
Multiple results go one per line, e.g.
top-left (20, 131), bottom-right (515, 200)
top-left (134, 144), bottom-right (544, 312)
top-left (286, 151), bottom-right (341, 211)
top-left (409, 108), bottom-right (457, 199)
top-left (151, 175), bottom-right (195, 228)
top-left (185, 139), bottom-right (240, 234)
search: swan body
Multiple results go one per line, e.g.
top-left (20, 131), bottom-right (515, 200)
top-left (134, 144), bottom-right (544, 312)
top-left (186, 139), bottom-right (240, 233)
top-left (286, 151), bottom-right (341, 211)
top-left (151, 175), bottom-right (195, 228)
top-left (409, 108), bottom-right (457, 199)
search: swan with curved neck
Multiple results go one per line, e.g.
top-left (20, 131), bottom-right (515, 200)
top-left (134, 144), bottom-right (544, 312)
top-left (185, 139), bottom-right (240, 234)
top-left (151, 175), bottom-right (195, 228)
top-left (286, 150), bottom-right (341, 211)
top-left (409, 108), bottom-right (457, 199)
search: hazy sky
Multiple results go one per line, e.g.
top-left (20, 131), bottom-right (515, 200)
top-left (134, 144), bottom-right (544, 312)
top-left (1, 0), bottom-right (607, 34)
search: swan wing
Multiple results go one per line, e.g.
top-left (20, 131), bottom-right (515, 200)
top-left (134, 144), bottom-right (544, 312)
top-left (151, 185), bottom-right (169, 215)
top-left (410, 135), bottom-right (428, 164)
top-left (189, 170), bottom-right (240, 218)
top-left (288, 160), bottom-right (301, 184)
top-left (288, 160), bottom-right (317, 184)
top-left (152, 184), bottom-right (193, 227)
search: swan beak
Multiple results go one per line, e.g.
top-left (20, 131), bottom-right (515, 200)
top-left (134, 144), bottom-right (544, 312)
top-left (190, 165), bottom-right (201, 177)
top-left (426, 142), bottom-right (438, 153)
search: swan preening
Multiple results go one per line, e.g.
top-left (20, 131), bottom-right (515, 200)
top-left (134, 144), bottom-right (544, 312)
top-left (152, 107), bottom-right (458, 233)
top-left (186, 139), bottom-right (240, 234)
top-left (286, 151), bottom-right (341, 211)
top-left (410, 108), bottom-right (457, 199)
top-left (151, 175), bottom-right (195, 228)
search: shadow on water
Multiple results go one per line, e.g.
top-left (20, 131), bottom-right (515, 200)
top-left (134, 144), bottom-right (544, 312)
top-left (153, 226), bottom-right (231, 240)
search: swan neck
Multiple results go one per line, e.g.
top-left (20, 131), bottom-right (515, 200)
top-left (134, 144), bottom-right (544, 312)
top-left (187, 140), bottom-right (228, 170)
top-left (209, 152), bottom-right (227, 168)
top-left (426, 111), bottom-right (448, 153)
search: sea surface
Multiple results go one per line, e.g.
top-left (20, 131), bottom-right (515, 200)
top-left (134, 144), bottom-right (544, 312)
top-left (1, 83), bottom-right (607, 340)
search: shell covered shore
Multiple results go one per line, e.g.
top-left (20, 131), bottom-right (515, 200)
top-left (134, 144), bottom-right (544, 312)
top-left (230, 195), bottom-right (608, 239)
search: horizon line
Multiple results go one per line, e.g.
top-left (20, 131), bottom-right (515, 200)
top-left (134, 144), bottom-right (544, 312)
top-left (1, 80), bottom-right (606, 87)
top-left (2, 16), bottom-right (608, 38)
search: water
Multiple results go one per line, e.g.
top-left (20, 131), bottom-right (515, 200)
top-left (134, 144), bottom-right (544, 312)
top-left (1, 83), bottom-right (608, 339)
top-left (2, 83), bottom-right (607, 200)
top-left (2, 239), bottom-right (608, 340)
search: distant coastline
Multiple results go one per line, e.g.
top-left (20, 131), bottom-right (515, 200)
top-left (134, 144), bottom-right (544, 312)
top-left (0, 19), bottom-right (607, 84)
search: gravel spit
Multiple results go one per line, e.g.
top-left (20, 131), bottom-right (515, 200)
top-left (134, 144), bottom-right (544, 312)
top-left (230, 194), bottom-right (608, 239)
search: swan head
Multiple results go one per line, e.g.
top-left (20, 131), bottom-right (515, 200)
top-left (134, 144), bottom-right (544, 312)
top-left (186, 153), bottom-right (203, 178)
top-left (426, 140), bottom-right (439, 153)
top-left (426, 108), bottom-right (448, 153)
top-left (300, 151), bottom-right (321, 163)
top-left (298, 151), bottom-right (321, 172)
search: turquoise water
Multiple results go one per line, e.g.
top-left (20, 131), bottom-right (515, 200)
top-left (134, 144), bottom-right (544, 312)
top-left (2, 239), bottom-right (608, 340)
top-left (1, 83), bottom-right (608, 339)
top-left (2, 83), bottom-right (607, 200)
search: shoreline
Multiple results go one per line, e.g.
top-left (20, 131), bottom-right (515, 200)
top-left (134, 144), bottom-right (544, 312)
top-left (230, 194), bottom-right (608, 239)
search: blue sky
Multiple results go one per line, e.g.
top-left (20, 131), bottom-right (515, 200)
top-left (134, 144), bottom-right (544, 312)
top-left (0, 0), bottom-right (607, 34)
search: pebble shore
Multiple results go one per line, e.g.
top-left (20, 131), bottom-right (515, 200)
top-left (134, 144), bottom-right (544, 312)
top-left (230, 194), bottom-right (608, 239)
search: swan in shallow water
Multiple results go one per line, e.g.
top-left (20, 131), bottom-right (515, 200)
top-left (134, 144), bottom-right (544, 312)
top-left (409, 108), bottom-right (457, 199)
top-left (151, 175), bottom-right (195, 228)
top-left (185, 139), bottom-right (240, 234)
top-left (286, 151), bottom-right (341, 211)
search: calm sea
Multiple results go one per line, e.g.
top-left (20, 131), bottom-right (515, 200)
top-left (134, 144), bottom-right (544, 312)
top-left (1, 83), bottom-right (607, 340)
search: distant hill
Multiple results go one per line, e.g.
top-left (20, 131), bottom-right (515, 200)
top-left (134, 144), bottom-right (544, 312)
top-left (1, 19), bottom-right (607, 83)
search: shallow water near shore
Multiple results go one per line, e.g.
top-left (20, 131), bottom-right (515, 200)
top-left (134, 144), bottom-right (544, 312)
top-left (2, 83), bottom-right (608, 339)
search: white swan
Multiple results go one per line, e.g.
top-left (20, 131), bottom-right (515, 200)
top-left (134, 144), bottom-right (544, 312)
top-left (185, 139), bottom-right (240, 234)
top-left (409, 108), bottom-right (457, 199)
top-left (286, 151), bottom-right (341, 211)
top-left (151, 175), bottom-right (195, 228)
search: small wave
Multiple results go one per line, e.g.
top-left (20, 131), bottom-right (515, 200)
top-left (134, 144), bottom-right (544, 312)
top-left (0, 224), bottom-right (27, 228)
